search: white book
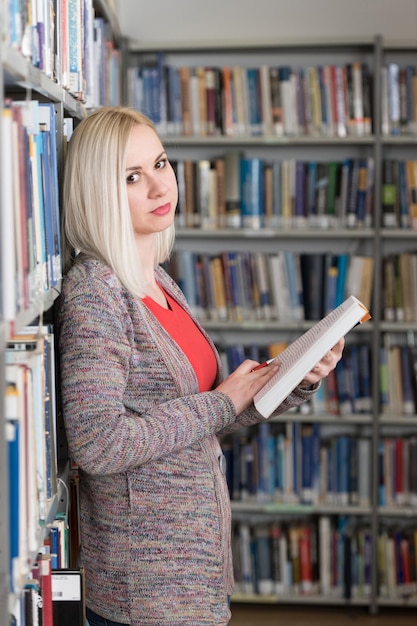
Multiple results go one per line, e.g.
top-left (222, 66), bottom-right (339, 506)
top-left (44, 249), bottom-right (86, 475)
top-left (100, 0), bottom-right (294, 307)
top-left (254, 295), bottom-right (371, 418)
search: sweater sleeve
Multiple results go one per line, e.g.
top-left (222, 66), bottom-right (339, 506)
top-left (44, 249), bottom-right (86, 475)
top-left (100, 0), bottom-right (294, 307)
top-left (58, 276), bottom-right (237, 476)
top-left (216, 383), bottom-right (320, 436)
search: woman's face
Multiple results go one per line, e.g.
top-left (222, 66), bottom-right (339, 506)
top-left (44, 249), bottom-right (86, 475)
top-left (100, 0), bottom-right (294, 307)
top-left (125, 123), bottom-right (178, 237)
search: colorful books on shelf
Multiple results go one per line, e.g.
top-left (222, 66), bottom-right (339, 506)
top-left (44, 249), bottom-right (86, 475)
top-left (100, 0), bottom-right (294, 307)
top-left (4, 0), bottom-right (122, 109)
top-left (168, 251), bottom-right (374, 324)
top-left (381, 62), bottom-right (417, 136)
top-left (253, 295), bottom-right (371, 419)
top-left (5, 325), bottom-right (58, 595)
top-left (173, 155), bottom-right (375, 231)
top-left (1, 99), bottom-right (62, 325)
top-left (232, 517), bottom-right (374, 599)
top-left (127, 58), bottom-right (374, 139)
top-left (382, 252), bottom-right (417, 323)
top-left (223, 421), bottom-right (371, 507)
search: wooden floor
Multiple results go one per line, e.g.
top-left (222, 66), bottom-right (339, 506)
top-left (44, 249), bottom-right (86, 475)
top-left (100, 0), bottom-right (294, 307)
top-left (229, 604), bottom-right (417, 625)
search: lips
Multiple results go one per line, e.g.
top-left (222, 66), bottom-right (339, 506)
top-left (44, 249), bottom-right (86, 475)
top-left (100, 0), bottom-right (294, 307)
top-left (152, 203), bottom-right (171, 216)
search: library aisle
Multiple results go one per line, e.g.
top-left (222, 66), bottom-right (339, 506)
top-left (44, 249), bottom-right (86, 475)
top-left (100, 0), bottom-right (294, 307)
top-left (229, 604), bottom-right (417, 625)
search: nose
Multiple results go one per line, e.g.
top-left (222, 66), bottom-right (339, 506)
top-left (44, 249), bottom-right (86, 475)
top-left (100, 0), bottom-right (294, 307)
top-left (148, 172), bottom-right (168, 197)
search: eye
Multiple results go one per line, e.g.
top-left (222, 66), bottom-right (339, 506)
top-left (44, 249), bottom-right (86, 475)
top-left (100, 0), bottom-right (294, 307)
top-left (126, 171), bottom-right (140, 185)
top-left (155, 158), bottom-right (167, 170)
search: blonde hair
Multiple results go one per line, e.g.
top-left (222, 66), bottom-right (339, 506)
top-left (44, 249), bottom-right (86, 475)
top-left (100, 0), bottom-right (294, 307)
top-left (62, 106), bottom-right (175, 297)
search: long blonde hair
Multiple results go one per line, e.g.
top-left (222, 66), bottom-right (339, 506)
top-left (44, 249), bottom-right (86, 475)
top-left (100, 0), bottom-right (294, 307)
top-left (62, 106), bottom-right (175, 297)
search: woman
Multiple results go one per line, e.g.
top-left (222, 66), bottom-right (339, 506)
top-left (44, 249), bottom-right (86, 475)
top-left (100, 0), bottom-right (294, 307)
top-left (58, 106), bottom-right (343, 626)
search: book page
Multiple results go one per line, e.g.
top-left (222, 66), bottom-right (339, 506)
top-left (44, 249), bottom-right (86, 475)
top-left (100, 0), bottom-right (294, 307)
top-left (254, 295), bottom-right (370, 418)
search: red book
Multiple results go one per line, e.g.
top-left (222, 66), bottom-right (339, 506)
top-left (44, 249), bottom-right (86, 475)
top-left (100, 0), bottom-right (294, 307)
top-left (39, 556), bottom-right (54, 626)
top-left (299, 525), bottom-right (313, 594)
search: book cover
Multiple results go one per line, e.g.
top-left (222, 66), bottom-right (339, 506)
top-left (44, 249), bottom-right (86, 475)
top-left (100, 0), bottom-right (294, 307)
top-left (52, 568), bottom-right (86, 626)
top-left (254, 295), bottom-right (370, 419)
top-left (240, 157), bottom-right (264, 230)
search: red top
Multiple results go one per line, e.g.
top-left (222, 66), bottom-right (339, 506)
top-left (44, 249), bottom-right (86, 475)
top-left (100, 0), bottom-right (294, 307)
top-left (143, 288), bottom-right (218, 392)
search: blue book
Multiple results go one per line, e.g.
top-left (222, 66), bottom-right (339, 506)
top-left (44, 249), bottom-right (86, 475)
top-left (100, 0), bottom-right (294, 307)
top-left (397, 160), bottom-right (410, 228)
top-left (33, 132), bottom-right (48, 292)
top-left (240, 158), bottom-right (264, 230)
top-left (294, 161), bottom-right (307, 225)
top-left (307, 161), bottom-right (318, 221)
top-left (292, 422), bottom-right (301, 502)
top-left (400, 345), bottom-right (415, 415)
top-left (335, 254), bottom-right (349, 306)
top-left (164, 66), bottom-right (178, 134)
top-left (275, 433), bottom-right (285, 501)
top-left (49, 526), bottom-right (60, 569)
top-left (355, 159), bottom-right (369, 226)
top-left (39, 103), bottom-right (61, 286)
top-left (68, 0), bottom-right (82, 95)
top-left (253, 524), bottom-right (274, 595)
top-left (348, 344), bottom-right (361, 413)
top-left (349, 438), bottom-right (359, 505)
top-left (271, 160), bottom-right (282, 227)
top-left (246, 68), bottom-right (262, 136)
top-left (5, 381), bottom-right (19, 592)
top-left (176, 251), bottom-right (200, 318)
top-left (358, 344), bottom-right (372, 413)
top-left (337, 436), bottom-right (350, 505)
top-left (378, 440), bottom-right (386, 505)
top-left (301, 425), bottom-right (313, 504)
top-left (39, 129), bottom-right (55, 290)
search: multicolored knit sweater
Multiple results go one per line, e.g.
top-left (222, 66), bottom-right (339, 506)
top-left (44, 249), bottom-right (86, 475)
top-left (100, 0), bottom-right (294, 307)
top-left (57, 254), bottom-right (315, 626)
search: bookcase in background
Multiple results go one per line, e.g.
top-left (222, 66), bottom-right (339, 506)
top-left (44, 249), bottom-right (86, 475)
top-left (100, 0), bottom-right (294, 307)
top-left (0, 1), bottom-right (125, 624)
top-left (127, 34), bottom-right (417, 613)
top-left (378, 38), bottom-right (417, 609)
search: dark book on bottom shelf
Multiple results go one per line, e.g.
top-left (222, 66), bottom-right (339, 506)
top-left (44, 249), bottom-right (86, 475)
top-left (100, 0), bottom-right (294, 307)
top-left (51, 568), bottom-right (85, 626)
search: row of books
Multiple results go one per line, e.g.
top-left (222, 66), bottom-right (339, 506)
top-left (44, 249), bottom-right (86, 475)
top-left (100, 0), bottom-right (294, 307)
top-left (168, 251), bottom-right (374, 323)
top-left (127, 59), bottom-right (373, 138)
top-left (5, 0), bottom-right (122, 108)
top-left (127, 58), bottom-right (417, 139)
top-left (232, 517), bottom-right (417, 600)
top-left (223, 423), bottom-right (371, 507)
top-left (382, 63), bottom-right (417, 137)
top-left (382, 253), bottom-right (417, 323)
top-left (378, 437), bottom-right (417, 507)
top-left (1, 99), bottom-right (61, 325)
top-left (382, 159), bottom-right (417, 230)
top-left (222, 335), bottom-right (417, 420)
top-left (5, 326), bottom-right (57, 595)
top-left (379, 335), bottom-right (417, 417)
top-left (173, 155), bottom-right (375, 231)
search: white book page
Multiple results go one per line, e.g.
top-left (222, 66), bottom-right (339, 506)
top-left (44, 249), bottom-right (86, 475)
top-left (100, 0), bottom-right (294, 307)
top-left (254, 295), bottom-right (370, 418)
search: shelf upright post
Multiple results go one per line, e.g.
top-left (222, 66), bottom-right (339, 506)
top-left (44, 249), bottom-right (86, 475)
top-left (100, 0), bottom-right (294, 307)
top-left (370, 32), bottom-right (384, 616)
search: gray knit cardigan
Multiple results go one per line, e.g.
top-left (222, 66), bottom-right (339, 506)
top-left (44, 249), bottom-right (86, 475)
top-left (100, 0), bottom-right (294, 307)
top-left (57, 254), bottom-right (315, 626)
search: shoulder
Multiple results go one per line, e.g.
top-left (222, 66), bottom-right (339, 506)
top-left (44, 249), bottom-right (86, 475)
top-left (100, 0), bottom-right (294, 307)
top-left (62, 254), bottom-right (125, 302)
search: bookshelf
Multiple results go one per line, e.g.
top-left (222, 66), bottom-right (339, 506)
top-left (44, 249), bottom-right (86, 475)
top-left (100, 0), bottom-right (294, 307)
top-left (0, 1), bottom-right (124, 624)
top-left (127, 34), bottom-right (417, 612)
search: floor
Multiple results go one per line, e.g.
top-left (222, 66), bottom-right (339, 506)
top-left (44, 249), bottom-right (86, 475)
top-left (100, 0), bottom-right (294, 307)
top-left (229, 604), bottom-right (417, 625)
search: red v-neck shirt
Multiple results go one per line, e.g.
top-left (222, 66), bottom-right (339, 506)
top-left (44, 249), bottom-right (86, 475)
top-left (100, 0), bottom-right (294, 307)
top-left (143, 288), bottom-right (218, 392)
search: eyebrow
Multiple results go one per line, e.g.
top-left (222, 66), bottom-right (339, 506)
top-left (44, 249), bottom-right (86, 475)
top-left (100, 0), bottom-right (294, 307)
top-left (125, 151), bottom-right (167, 172)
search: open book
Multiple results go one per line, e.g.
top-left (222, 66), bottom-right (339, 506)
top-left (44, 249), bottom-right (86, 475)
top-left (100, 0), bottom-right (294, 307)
top-left (254, 295), bottom-right (371, 419)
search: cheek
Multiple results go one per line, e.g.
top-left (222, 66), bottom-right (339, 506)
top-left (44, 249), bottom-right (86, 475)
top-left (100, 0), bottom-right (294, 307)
top-left (127, 190), bottom-right (144, 222)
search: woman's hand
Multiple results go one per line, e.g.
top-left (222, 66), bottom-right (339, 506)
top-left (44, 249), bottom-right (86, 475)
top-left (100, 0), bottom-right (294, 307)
top-left (215, 338), bottom-right (345, 415)
top-left (215, 359), bottom-right (280, 415)
top-left (299, 338), bottom-right (345, 388)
